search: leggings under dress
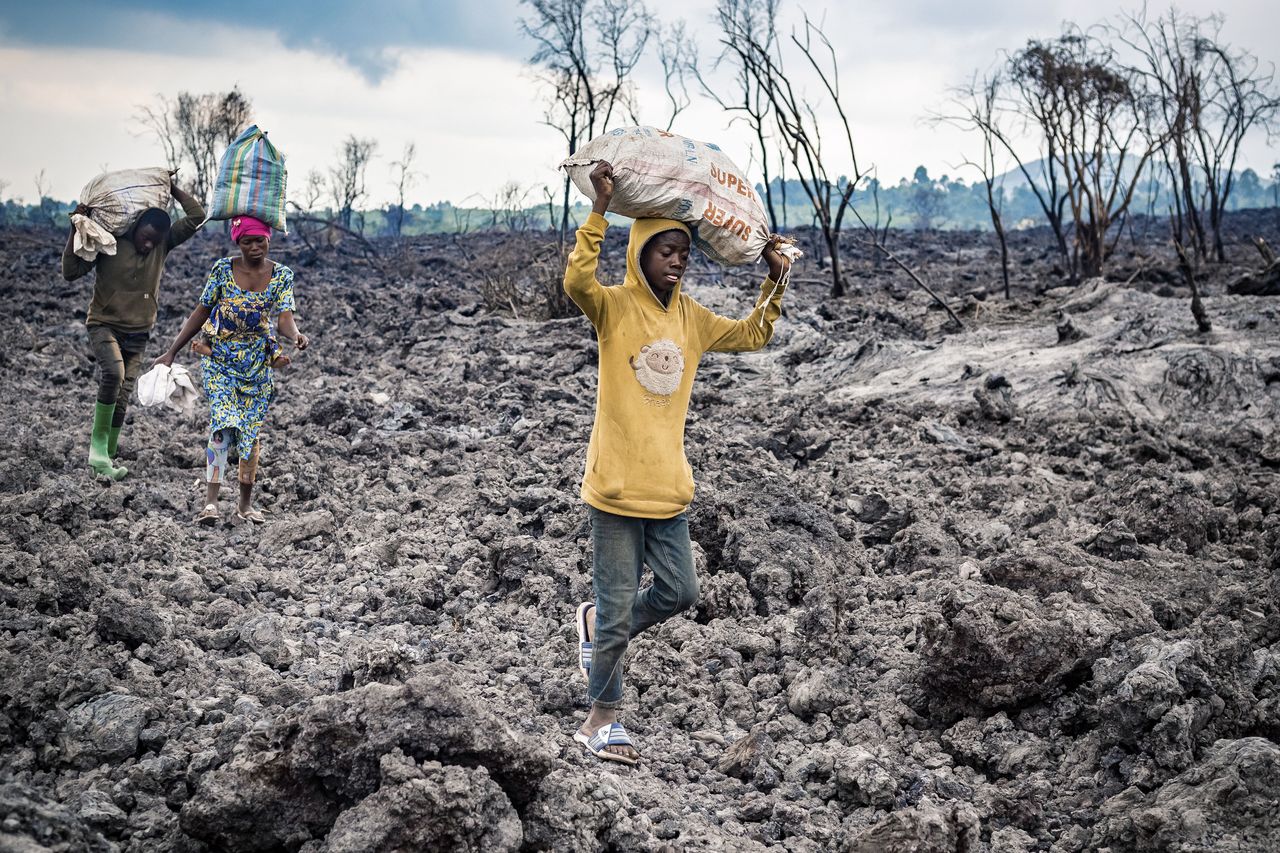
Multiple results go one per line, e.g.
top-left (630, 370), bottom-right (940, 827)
top-left (206, 428), bottom-right (260, 485)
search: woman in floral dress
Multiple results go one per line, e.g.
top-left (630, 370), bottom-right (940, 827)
top-left (156, 215), bottom-right (308, 524)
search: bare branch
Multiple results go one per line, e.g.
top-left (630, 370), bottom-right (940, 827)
top-left (695, 0), bottom-right (783, 229)
top-left (389, 142), bottom-right (420, 239)
top-left (932, 72), bottom-right (1013, 296)
top-left (521, 0), bottom-right (655, 242)
top-left (657, 21), bottom-right (694, 131)
top-left (134, 89), bottom-right (251, 204)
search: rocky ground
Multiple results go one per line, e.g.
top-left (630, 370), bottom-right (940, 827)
top-left (1, 210), bottom-right (1278, 852)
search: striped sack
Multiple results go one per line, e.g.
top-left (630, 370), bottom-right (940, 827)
top-left (207, 125), bottom-right (288, 233)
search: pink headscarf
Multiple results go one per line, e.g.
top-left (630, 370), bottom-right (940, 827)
top-left (231, 215), bottom-right (272, 243)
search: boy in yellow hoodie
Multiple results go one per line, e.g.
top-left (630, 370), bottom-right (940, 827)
top-left (567, 161), bottom-right (791, 764)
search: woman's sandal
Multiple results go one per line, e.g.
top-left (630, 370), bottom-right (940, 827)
top-left (196, 504), bottom-right (219, 526)
top-left (574, 722), bottom-right (640, 766)
top-left (236, 507), bottom-right (266, 524)
top-left (575, 602), bottom-right (593, 682)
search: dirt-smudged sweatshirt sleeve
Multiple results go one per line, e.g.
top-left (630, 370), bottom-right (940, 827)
top-left (695, 276), bottom-right (787, 353)
top-left (61, 240), bottom-right (94, 282)
top-left (563, 212), bottom-right (612, 328)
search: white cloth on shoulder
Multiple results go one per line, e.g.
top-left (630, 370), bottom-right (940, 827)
top-left (137, 363), bottom-right (199, 418)
top-left (70, 215), bottom-right (119, 262)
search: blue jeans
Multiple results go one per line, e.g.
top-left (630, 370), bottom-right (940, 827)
top-left (587, 506), bottom-right (699, 709)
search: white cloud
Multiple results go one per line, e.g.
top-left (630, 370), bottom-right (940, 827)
top-left (0, 35), bottom-right (565, 205)
top-left (1, 0), bottom-right (1276, 208)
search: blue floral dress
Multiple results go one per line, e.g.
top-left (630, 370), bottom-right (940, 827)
top-left (199, 258), bottom-right (295, 457)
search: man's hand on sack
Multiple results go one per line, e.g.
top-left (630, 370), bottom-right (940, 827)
top-left (590, 161), bottom-right (615, 215)
top-left (763, 239), bottom-right (792, 283)
top-left (152, 351), bottom-right (175, 368)
top-left (72, 203), bottom-right (91, 218)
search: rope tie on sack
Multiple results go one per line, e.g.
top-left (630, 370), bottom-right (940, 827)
top-left (754, 234), bottom-right (803, 327)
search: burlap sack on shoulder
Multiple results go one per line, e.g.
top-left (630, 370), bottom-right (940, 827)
top-left (70, 167), bottom-right (172, 261)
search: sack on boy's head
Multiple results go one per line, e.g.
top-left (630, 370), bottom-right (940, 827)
top-left (562, 127), bottom-right (772, 267)
top-left (207, 125), bottom-right (288, 233)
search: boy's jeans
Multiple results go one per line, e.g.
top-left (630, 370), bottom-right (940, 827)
top-left (587, 506), bottom-right (699, 710)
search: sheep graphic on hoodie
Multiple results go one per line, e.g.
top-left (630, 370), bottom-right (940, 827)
top-left (563, 212), bottom-right (787, 519)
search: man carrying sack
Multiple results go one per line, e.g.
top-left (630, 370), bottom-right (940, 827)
top-left (61, 178), bottom-right (205, 480)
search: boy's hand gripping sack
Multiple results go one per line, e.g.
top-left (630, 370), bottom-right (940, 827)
top-left (70, 167), bottom-right (173, 262)
top-left (561, 126), bottom-right (800, 268)
top-left (207, 125), bottom-right (288, 233)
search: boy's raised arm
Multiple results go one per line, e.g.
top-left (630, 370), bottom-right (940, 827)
top-left (166, 182), bottom-right (206, 249)
top-left (562, 161), bottom-right (616, 327)
top-left (697, 241), bottom-right (792, 353)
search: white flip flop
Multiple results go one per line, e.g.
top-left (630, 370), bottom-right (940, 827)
top-left (574, 722), bottom-right (639, 766)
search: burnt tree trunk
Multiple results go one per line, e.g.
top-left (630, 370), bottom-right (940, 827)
top-left (1174, 237), bottom-right (1212, 333)
top-left (825, 228), bottom-right (845, 298)
top-left (996, 218), bottom-right (1011, 300)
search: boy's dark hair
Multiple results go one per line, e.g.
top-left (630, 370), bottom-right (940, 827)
top-left (135, 207), bottom-right (172, 234)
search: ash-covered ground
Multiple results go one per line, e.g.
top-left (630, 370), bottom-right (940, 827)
top-left (2, 212), bottom-right (1279, 852)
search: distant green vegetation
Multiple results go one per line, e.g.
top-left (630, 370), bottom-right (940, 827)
top-left (5, 165), bottom-right (1276, 236)
top-left (755, 166), bottom-right (1280, 233)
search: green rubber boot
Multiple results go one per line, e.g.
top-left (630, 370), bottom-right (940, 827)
top-left (89, 402), bottom-right (127, 480)
top-left (106, 407), bottom-right (127, 473)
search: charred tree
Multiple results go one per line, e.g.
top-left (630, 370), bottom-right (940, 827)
top-left (696, 0), bottom-right (783, 232)
top-left (1011, 30), bottom-right (1155, 281)
top-left (330, 136), bottom-right (377, 233)
top-left (1173, 227), bottom-right (1212, 333)
top-left (520, 0), bottom-right (654, 244)
top-left (136, 88), bottom-right (252, 206)
top-left (1118, 9), bottom-right (1279, 263)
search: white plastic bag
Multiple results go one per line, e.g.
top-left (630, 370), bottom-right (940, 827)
top-left (562, 127), bottom-right (789, 267)
top-left (70, 168), bottom-right (172, 262)
top-left (137, 363), bottom-right (199, 418)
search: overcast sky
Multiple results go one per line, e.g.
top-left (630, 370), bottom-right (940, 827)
top-left (1, 0), bottom-right (1276, 207)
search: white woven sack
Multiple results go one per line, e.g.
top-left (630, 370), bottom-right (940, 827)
top-left (70, 167), bottom-right (172, 262)
top-left (562, 127), bottom-right (772, 267)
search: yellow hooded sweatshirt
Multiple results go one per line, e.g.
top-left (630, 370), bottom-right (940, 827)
top-left (564, 212), bottom-right (787, 519)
